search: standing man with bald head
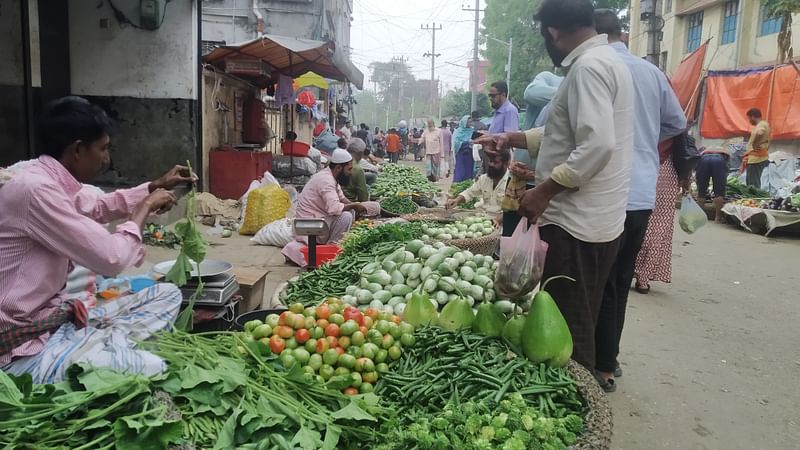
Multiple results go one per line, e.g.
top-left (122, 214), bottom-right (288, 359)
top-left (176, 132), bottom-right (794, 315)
top-left (592, 9), bottom-right (686, 391)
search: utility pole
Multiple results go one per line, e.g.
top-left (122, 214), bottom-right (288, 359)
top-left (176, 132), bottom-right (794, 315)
top-left (641, 0), bottom-right (665, 66)
top-left (422, 22), bottom-right (442, 119)
top-left (506, 37), bottom-right (512, 89)
top-left (370, 78), bottom-right (378, 126)
top-left (463, 1), bottom-right (484, 112)
top-left (391, 56), bottom-right (408, 120)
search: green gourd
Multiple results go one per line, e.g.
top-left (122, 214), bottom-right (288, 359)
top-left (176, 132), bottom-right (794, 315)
top-left (501, 315), bottom-right (526, 348)
top-left (521, 276), bottom-right (575, 368)
top-left (437, 297), bottom-right (475, 331)
top-left (403, 292), bottom-right (438, 327)
top-left (472, 303), bottom-right (507, 337)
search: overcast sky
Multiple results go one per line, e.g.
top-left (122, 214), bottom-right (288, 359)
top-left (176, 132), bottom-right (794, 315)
top-left (350, 0), bottom-right (484, 93)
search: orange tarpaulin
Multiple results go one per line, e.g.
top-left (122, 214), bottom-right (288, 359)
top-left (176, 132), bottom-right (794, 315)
top-left (669, 42), bottom-right (707, 119)
top-left (700, 65), bottom-right (800, 140)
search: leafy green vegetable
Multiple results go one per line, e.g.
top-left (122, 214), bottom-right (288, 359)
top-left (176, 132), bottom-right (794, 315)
top-left (370, 164), bottom-right (439, 199)
top-left (380, 195), bottom-right (418, 215)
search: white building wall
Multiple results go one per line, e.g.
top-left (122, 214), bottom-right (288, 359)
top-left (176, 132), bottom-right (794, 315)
top-left (68, 0), bottom-right (198, 99)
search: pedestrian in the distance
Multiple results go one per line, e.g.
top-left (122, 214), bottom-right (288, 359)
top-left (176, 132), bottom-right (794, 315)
top-left (420, 119), bottom-right (442, 182)
top-left (440, 119), bottom-right (453, 178)
top-left (385, 128), bottom-right (402, 164)
top-left (452, 116), bottom-right (475, 183)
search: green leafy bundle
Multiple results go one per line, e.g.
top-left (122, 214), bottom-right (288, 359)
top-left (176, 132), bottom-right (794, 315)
top-left (725, 176), bottom-right (770, 198)
top-left (380, 195), bottom-right (418, 215)
top-left (340, 221), bottom-right (425, 256)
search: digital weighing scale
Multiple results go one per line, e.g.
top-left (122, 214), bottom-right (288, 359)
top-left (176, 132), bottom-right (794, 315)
top-left (180, 272), bottom-right (240, 306)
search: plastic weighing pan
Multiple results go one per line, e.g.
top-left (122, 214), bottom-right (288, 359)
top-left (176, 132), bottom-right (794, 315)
top-left (234, 308), bottom-right (288, 331)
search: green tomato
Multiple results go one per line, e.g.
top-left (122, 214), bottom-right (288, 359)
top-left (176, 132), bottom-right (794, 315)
top-left (399, 322), bottom-right (415, 336)
top-left (302, 365), bottom-right (315, 375)
top-left (323, 349), bottom-right (339, 365)
top-left (280, 354), bottom-right (295, 368)
top-left (362, 371), bottom-right (379, 384)
top-left (381, 334), bottom-right (395, 350)
top-left (375, 320), bottom-right (391, 335)
top-left (376, 362), bottom-right (390, 374)
top-left (350, 372), bottom-right (363, 388)
top-left (388, 345), bottom-right (402, 361)
top-left (305, 338), bottom-right (318, 354)
top-left (293, 348), bottom-right (311, 365)
top-left (339, 320), bottom-right (359, 336)
top-left (361, 343), bottom-right (378, 360)
top-left (241, 333), bottom-right (255, 343)
top-left (252, 324), bottom-right (273, 340)
top-left (308, 353), bottom-right (323, 371)
top-left (244, 319), bottom-right (263, 333)
top-left (303, 307), bottom-right (316, 318)
top-left (400, 333), bottom-right (415, 347)
top-left (285, 337), bottom-right (299, 350)
top-left (359, 382), bottom-right (374, 394)
top-left (347, 345), bottom-right (363, 358)
top-left (338, 353), bottom-right (357, 369)
top-left (319, 364), bottom-right (335, 380)
top-left (311, 327), bottom-right (325, 340)
top-left (367, 329), bottom-right (383, 346)
top-left (374, 349), bottom-right (388, 363)
top-left (388, 322), bottom-right (402, 339)
top-left (350, 331), bottom-right (366, 346)
top-left (329, 313), bottom-right (345, 325)
top-left (334, 366), bottom-right (351, 377)
top-left (265, 314), bottom-right (280, 328)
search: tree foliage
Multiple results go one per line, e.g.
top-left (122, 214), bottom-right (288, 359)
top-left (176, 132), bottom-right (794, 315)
top-left (763, 0), bottom-right (798, 62)
top-left (441, 88), bottom-right (491, 119)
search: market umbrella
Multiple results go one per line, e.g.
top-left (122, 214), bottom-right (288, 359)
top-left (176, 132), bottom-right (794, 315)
top-left (294, 71), bottom-right (329, 90)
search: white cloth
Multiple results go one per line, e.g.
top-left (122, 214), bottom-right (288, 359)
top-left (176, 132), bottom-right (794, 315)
top-left (534, 34), bottom-right (634, 243)
top-left (331, 148), bottom-right (352, 164)
top-left (3, 283), bottom-right (182, 384)
top-left (459, 172), bottom-right (510, 214)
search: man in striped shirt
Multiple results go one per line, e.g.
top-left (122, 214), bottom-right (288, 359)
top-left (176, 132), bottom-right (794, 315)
top-left (0, 96), bottom-right (193, 383)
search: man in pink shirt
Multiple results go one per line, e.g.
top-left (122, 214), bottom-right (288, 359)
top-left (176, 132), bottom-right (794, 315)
top-left (0, 96), bottom-right (194, 383)
top-left (282, 148), bottom-right (369, 266)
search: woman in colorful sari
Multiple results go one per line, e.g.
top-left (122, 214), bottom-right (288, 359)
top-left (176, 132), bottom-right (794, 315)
top-left (452, 116), bottom-right (475, 183)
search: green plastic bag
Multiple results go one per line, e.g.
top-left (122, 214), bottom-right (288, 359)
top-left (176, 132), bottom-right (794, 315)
top-left (678, 195), bottom-right (708, 234)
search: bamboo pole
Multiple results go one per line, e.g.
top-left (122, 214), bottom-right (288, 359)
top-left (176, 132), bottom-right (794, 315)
top-left (765, 54), bottom-right (781, 122)
top-left (684, 42), bottom-right (719, 118)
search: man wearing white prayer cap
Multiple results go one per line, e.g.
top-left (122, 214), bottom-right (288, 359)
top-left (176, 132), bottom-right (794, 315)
top-left (281, 148), bottom-right (367, 266)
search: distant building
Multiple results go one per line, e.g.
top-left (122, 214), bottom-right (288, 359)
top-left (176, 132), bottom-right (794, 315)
top-left (468, 60), bottom-right (490, 91)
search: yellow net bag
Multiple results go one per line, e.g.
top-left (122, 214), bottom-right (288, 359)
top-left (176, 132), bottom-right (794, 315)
top-left (239, 185), bottom-right (291, 235)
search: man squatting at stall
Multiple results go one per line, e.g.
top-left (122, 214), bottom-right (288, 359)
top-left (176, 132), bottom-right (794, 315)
top-left (282, 148), bottom-right (371, 266)
top-left (0, 96), bottom-right (195, 383)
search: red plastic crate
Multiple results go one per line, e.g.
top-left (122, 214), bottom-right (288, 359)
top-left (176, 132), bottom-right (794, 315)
top-left (300, 244), bottom-right (341, 266)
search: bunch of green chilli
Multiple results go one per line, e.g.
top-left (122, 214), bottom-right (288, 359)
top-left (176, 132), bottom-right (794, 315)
top-left (367, 393), bottom-right (582, 450)
top-left (449, 180), bottom-right (478, 209)
top-left (380, 195), bottom-right (418, 215)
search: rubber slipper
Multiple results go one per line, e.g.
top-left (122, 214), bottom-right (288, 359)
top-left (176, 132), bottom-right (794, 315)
top-left (593, 372), bottom-right (617, 393)
top-left (634, 283), bottom-right (650, 294)
top-left (614, 365), bottom-right (623, 378)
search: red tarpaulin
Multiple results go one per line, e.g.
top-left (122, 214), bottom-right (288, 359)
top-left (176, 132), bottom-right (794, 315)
top-left (700, 65), bottom-right (800, 140)
top-left (669, 42), bottom-right (708, 122)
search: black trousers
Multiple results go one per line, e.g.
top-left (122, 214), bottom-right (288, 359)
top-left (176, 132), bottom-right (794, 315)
top-left (595, 210), bottom-right (652, 373)
top-left (539, 225), bottom-right (621, 370)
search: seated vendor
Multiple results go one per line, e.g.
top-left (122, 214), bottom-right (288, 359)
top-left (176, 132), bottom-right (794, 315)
top-left (0, 96), bottom-right (195, 383)
top-left (282, 149), bottom-right (368, 266)
top-left (343, 138), bottom-right (370, 202)
top-left (446, 151), bottom-right (510, 220)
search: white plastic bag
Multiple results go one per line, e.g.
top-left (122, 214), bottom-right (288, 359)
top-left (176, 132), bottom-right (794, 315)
top-left (251, 218), bottom-right (294, 247)
top-left (678, 195), bottom-right (708, 234)
top-left (494, 218), bottom-right (549, 299)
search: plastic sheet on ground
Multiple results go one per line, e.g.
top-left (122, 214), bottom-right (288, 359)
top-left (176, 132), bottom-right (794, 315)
top-left (722, 204), bottom-right (800, 235)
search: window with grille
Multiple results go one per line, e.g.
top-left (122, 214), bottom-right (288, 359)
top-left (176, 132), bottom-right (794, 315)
top-left (660, 51), bottom-right (668, 70)
top-left (686, 11), bottom-right (704, 53)
top-left (759, 4), bottom-right (783, 36)
top-left (721, 1), bottom-right (738, 44)
top-left (664, 0), bottom-right (673, 14)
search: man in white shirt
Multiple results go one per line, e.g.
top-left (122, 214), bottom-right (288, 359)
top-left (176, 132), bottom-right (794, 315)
top-left (475, 0), bottom-right (634, 370)
top-left (446, 152), bottom-right (510, 216)
top-left (593, 10), bottom-right (686, 392)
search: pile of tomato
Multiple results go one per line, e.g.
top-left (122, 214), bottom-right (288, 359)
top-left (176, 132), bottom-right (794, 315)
top-left (241, 298), bottom-right (415, 395)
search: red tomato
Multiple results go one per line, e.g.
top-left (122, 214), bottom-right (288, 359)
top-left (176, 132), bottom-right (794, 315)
top-left (325, 323), bottom-right (340, 338)
top-left (343, 387), bottom-right (359, 396)
top-left (326, 336), bottom-right (339, 348)
top-left (362, 317), bottom-right (374, 330)
top-left (343, 307), bottom-right (364, 326)
top-left (295, 329), bottom-right (311, 344)
top-left (390, 315), bottom-right (402, 325)
top-left (315, 338), bottom-right (330, 354)
top-left (279, 311), bottom-right (293, 326)
top-left (334, 346), bottom-right (345, 355)
top-left (316, 304), bottom-right (331, 320)
top-left (364, 308), bottom-right (379, 320)
top-left (269, 335), bottom-right (285, 354)
top-left (316, 319), bottom-right (330, 329)
top-left (276, 325), bottom-right (294, 339)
